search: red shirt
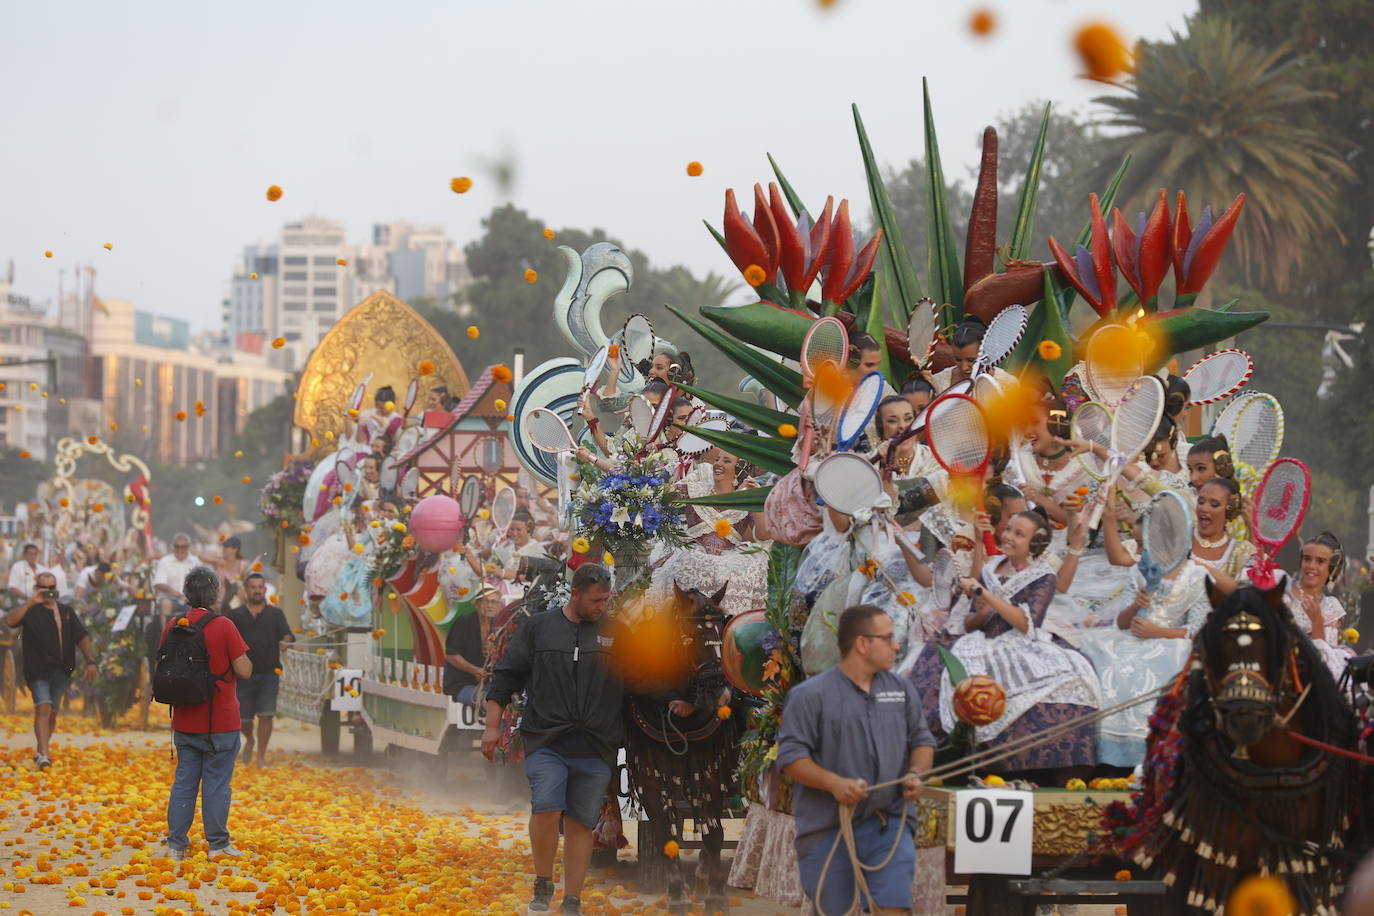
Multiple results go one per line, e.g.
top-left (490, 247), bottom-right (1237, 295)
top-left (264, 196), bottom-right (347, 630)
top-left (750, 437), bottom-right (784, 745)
top-left (160, 608), bottom-right (249, 734)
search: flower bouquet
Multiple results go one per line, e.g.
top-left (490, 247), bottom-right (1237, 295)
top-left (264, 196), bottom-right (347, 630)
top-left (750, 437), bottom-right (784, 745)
top-left (571, 435), bottom-right (688, 587)
top-left (259, 459), bottom-right (313, 535)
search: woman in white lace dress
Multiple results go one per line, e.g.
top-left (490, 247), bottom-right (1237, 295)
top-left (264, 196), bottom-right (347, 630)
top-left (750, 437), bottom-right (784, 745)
top-left (644, 449), bottom-right (770, 617)
top-left (1284, 532), bottom-right (1354, 681)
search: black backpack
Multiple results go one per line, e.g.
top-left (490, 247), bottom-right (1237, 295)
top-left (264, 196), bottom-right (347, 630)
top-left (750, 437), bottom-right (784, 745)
top-left (153, 613), bottom-right (227, 707)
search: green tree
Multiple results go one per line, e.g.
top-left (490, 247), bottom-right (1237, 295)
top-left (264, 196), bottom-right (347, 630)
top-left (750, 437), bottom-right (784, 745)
top-left (1093, 17), bottom-right (1355, 292)
top-left (0, 447), bottom-right (50, 511)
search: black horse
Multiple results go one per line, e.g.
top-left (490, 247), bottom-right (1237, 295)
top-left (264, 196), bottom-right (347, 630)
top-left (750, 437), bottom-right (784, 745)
top-left (623, 583), bottom-right (744, 916)
top-left (1111, 580), bottom-right (1362, 914)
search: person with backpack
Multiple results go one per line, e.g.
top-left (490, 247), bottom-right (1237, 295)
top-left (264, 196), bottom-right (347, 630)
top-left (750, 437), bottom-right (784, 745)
top-left (155, 565), bottom-right (252, 860)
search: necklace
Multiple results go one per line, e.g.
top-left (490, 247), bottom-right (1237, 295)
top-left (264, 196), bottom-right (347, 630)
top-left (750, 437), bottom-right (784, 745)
top-left (1036, 446), bottom-right (1070, 464)
top-left (895, 449), bottom-right (913, 473)
top-left (1194, 532), bottom-right (1229, 550)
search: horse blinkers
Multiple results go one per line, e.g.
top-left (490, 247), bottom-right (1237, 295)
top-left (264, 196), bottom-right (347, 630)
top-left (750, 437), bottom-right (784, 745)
top-left (1211, 609), bottom-right (1278, 757)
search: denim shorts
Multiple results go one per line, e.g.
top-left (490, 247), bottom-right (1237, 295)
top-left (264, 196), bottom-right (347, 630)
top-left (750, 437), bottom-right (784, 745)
top-left (236, 673), bottom-right (279, 721)
top-left (798, 813), bottom-right (916, 913)
top-left (524, 746), bottom-right (612, 828)
top-left (28, 671), bottom-right (71, 709)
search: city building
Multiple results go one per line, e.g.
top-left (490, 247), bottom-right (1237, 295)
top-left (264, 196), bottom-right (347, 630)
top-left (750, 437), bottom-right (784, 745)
top-left (90, 298), bottom-right (289, 465)
top-left (223, 217), bottom-right (471, 370)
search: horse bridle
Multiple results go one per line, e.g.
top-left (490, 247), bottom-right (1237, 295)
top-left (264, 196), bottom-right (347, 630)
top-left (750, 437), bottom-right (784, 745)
top-left (1211, 610), bottom-right (1282, 707)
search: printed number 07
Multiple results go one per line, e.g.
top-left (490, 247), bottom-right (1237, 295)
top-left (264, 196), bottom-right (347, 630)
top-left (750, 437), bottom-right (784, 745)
top-left (965, 796), bottom-right (1024, 843)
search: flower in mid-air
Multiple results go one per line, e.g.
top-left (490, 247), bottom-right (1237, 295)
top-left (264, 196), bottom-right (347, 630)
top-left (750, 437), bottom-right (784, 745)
top-left (266, 184), bottom-right (283, 201)
top-left (449, 176), bottom-right (473, 193)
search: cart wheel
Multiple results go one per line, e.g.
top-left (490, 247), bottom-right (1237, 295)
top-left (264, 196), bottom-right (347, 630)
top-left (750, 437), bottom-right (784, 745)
top-left (137, 658), bottom-right (152, 730)
top-left (1, 648), bottom-right (16, 715)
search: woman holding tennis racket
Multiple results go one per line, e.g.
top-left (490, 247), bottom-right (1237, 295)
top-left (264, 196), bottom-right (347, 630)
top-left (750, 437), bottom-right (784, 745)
top-left (908, 511), bottom-right (1101, 775)
top-left (927, 319), bottom-right (1018, 395)
top-left (1190, 478), bottom-right (1256, 595)
top-left (1285, 532), bottom-right (1355, 680)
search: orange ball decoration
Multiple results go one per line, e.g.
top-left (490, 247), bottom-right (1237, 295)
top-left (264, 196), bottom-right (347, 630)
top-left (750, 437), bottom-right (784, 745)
top-left (952, 675), bottom-right (1007, 726)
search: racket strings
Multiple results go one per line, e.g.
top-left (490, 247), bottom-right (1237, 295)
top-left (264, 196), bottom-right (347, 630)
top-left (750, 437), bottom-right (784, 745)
top-left (978, 306), bottom-right (1027, 367)
top-left (928, 402), bottom-right (990, 473)
top-left (814, 454), bottom-right (883, 515)
top-left (1185, 350), bottom-right (1252, 404)
top-left (1231, 398), bottom-right (1283, 471)
top-left (838, 375), bottom-right (884, 443)
top-left (1254, 461), bottom-right (1309, 545)
top-left (803, 324), bottom-right (848, 375)
top-left (1113, 383), bottom-right (1165, 457)
top-left (526, 409), bottom-right (574, 451)
top-left (1144, 502), bottom-right (1190, 572)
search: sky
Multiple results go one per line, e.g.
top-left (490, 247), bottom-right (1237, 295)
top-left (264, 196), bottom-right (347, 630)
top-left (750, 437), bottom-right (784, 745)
top-left (1, 0), bottom-right (1197, 331)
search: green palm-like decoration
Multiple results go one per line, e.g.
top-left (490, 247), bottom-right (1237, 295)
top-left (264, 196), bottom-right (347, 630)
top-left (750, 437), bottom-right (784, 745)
top-left (1094, 17), bottom-right (1354, 291)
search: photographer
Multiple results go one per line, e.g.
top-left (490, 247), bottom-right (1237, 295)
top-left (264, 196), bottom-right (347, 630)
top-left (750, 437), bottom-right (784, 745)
top-left (5, 571), bottom-right (97, 769)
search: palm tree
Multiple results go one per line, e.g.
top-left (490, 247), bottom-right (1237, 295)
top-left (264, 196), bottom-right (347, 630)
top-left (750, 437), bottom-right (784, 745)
top-left (1094, 17), bottom-right (1354, 291)
top-left (652, 266), bottom-right (741, 308)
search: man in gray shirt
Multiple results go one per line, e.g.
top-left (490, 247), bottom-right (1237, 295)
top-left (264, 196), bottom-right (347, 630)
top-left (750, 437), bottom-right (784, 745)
top-left (778, 604), bottom-right (936, 915)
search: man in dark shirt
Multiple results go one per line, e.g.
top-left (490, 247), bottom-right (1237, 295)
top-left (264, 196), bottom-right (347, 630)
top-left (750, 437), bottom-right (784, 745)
top-left (443, 584), bottom-right (501, 705)
top-left (484, 563), bottom-right (620, 916)
top-left (778, 604), bottom-right (936, 915)
top-left (226, 573), bottom-right (293, 765)
top-left (5, 570), bottom-right (98, 768)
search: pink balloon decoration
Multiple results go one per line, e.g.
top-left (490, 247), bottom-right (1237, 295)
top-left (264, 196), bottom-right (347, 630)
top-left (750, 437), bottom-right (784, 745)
top-left (408, 494), bottom-right (464, 554)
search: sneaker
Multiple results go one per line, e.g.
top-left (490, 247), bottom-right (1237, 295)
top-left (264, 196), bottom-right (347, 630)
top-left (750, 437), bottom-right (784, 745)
top-left (210, 844), bottom-right (245, 859)
top-left (527, 877), bottom-right (555, 913)
top-left (36, 754), bottom-right (51, 770)
top-left (164, 845), bottom-right (188, 861)
top-left (560, 895), bottom-right (582, 915)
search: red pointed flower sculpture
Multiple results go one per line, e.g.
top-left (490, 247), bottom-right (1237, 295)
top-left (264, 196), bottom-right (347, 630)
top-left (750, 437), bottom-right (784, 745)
top-left (768, 183), bottom-right (833, 300)
top-left (1111, 189), bottom-right (1171, 311)
top-left (820, 199), bottom-right (883, 306)
top-left (722, 185), bottom-right (781, 283)
top-left (1047, 192), bottom-right (1116, 317)
top-left (1172, 191), bottom-right (1245, 305)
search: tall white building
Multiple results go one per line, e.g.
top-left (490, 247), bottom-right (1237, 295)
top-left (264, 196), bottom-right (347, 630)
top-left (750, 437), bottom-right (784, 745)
top-left (223, 217), bottom-right (470, 370)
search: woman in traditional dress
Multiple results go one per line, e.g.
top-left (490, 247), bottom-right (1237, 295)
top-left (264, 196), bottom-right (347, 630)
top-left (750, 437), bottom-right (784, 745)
top-left (926, 319), bottom-right (1017, 395)
top-left (645, 448), bottom-right (770, 616)
top-left (216, 536), bottom-right (250, 612)
top-left (488, 509), bottom-right (549, 601)
top-left (909, 510), bottom-right (1101, 774)
top-left (1076, 540), bottom-right (1210, 767)
top-left (1285, 531), bottom-right (1354, 680)
top-left (1190, 477), bottom-right (1255, 595)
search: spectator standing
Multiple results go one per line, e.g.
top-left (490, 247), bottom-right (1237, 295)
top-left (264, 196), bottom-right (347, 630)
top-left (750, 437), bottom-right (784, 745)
top-left (152, 534), bottom-right (202, 608)
top-left (226, 573), bottom-right (293, 764)
top-left (778, 604), bottom-right (936, 916)
top-left (6, 543), bottom-right (47, 601)
top-left (160, 566), bottom-right (251, 860)
top-left (5, 570), bottom-right (98, 767)
top-left (443, 583), bottom-right (502, 706)
top-left (483, 564), bottom-right (621, 916)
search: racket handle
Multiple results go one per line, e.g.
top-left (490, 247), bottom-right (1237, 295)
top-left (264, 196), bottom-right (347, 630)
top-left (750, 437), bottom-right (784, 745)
top-left (799, 425), bottom-right (814, 470)
top-left (982, 530), bottom-right (1000, 556)
top-left (1086, 475), bottom-right (1115, 529)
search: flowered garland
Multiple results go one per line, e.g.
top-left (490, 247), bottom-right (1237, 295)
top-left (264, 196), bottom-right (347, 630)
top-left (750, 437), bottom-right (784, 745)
top-left (79, 581), bottom-right (148, 727)
top-left (258, 459), bottom-right (313, 534)
top-left (368, 521), bottom-right (413, 584)
top-left (571, 434), bottom-right (688, 568)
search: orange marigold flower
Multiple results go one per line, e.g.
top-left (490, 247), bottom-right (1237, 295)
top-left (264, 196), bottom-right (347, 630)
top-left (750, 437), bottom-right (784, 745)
top-left (336, 257), bottom-right (348, 266)
top-left (743, 264), bottom-right (767, 286)
top-left (109, 422), bottom-right (118, 431)
top-left (1227, 875), bottom-right (1295, 916)
top-left (175, 411), bottom-right (187, 421)
top-left (252, 561), bottom-right (263, 571)
top-left (265, 184), bottom-right (283, 201)
top-left (663, 840), bottom-right (680, 858)
top-left (491, 364), bottom-right (513, 384)
top-left (1073, 21), bottom-right (1134, 81)
top-left (524, 268), bottom-right (538, 284)
top-left (686, 161), bottom-right (704, 177)
top-left (1115, 869), bottom-right (1132, 881)
top-left (250, 272), bottom-right (258, 279)
top-left (716, 705), bottom-right (732, 720)
top-left (968, 8), bottom-right (996, 35)
top-left (449, 176), bottom-right (473, 193)
top-left (299, 534), bottom-right (312, 546)
top-left (1038, 340), bottom-right (1063, 360)
top-left (281, 519), bottom-right (290, 529)
top-left (271, 337), bottom-right (286, 349)
top-left (178, 617), bottom-right (190, 626)
top-left (466, 325), bottom-right (480, 339)
top-left (714, 519), bottom-right (734, 538)
top-left (241, 475), bottom-right (252, 484)
top-left (607, 344), bottom-right (620, 359)
top-left (212, 495), bottom-right (223, 504)
top-left (417, 359), bottom-right (435, 376)
top-left (777, 423), bottom-right (798, 438)
top-left (543, 228), bottom-right (555, 239)
top-left (44, 250), bottom-right (54, 258)
top-left (88, 435), bottom-right (99, 444)
top-left (374, 577), bottom-right (384, 587)
top-left (60, 497), bottom-right (70, 507)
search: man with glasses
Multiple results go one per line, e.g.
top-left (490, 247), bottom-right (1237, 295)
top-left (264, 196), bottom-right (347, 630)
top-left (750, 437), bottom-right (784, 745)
top-left (153, 533), bottom-right (202, 609)
top-left (778, 604), bottom-right (936, 915)
top-left (5, 571), bottom-right (98, 768)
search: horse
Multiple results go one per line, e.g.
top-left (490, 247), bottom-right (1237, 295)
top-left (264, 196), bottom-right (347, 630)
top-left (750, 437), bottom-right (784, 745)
top-left (622, 582), bottom-right (744, 916)
top-left (1108, 580), bottom-right (1362, 914)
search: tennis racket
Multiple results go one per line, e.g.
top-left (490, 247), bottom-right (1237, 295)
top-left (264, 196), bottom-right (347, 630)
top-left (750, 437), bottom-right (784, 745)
top-left (1182, 348), bottom-right (1253, 406)
top-left (926, 393), bottom-right (995, 553)
top-left (975, 304), bottom-right (1028, 377)
top-left (812, 452), bottom-right (885, 517)
top-left (399, 467), bottom-right (418, 499)
top-left (524, 407), bottom-right (577, 453)
top-left (491, 486), bottom-right (517, 540)
top-left (1247, 457), bottom-right (1311, 589)
top-left (677, 416), bottom-right (726, 457)
top-left (907, 298), bottom-right (939, 368)
top-left (799, 317), bottom-right (850, 469)
top-left (622, 314), bottom-right (656, 365)
top-left (627, 395), bottom-right (655, 438)
top-left (1137, 490), bottom-right (1194, 591)
top-left (457, 475), bottom-right (482, 542)
top-left (581, 345), bottom-right (610, 406)
top-left (646, 387), bottom-right (677, 443)
top-left (1087, 376), bottom-right (1165, 528)
top-left (1083, 323), bottom-right (1140, 406)
top-left (1071, 401), bottom-right (1115, 482)
top-left (971, 372), bottom-right (1004, 408)
top-left (1215, 391), bottom-right (1284, 477)
top-left (335, 458), bottom-right (356, 490)
top-left (346, 372), bottom-right (374, 414)
top-left (836, 371), bottom-right (885, 451)
top-left (403, 378), bottom-right (419, 418)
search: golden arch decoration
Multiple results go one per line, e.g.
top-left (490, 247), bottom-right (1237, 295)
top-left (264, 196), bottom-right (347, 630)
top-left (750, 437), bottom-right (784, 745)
top-left (293, 291), bottom-right (470, 442)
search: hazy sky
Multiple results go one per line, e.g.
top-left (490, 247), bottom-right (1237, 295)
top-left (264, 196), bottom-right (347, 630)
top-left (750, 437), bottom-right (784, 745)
top-left (2, 0), bottom-right (1196, 330)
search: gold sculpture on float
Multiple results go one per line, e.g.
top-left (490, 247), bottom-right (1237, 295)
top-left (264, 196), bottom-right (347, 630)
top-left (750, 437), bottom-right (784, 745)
top-left (293, 291), bottom-right (470, 442)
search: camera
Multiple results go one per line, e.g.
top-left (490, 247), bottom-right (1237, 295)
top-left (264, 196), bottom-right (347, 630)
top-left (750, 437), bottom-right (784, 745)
top-left (41, 588), bottom-right (59, 600)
